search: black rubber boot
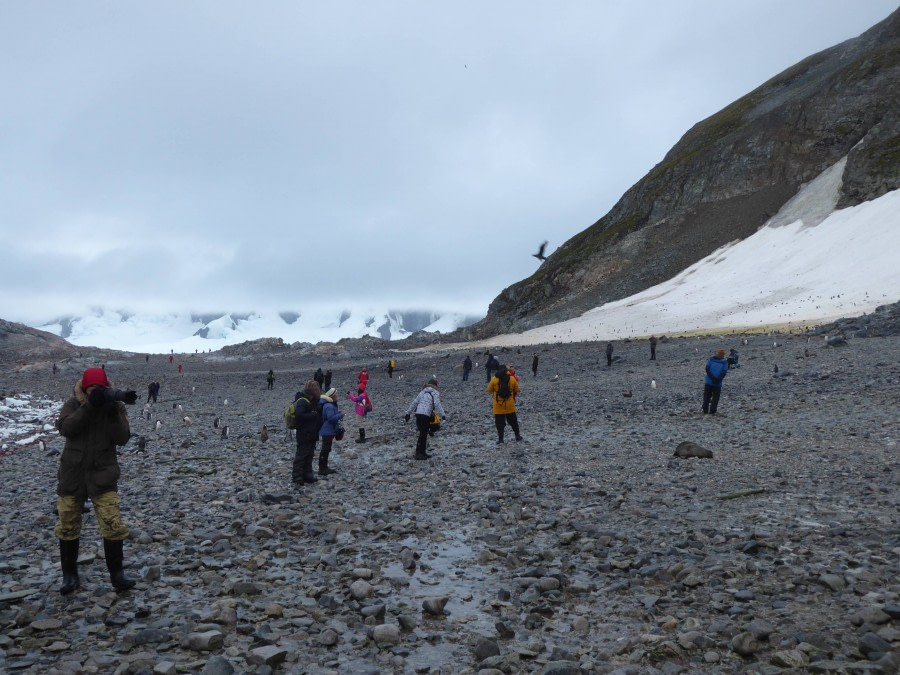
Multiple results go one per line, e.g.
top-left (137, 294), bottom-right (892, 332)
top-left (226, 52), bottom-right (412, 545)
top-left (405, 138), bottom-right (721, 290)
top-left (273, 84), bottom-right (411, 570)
top-left (103, 538), bottom-right (136, 592)
top-left (59, 538), bottom-right (80, 595)
top-left (356, 428), bottom-right (366, 443)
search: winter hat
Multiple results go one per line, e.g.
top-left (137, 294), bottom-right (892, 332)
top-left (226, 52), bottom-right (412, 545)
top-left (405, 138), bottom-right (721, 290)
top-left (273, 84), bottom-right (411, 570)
top-left (322, 387), bottom-right (337, 401)
top-left (425, 377), bottom-right (438, 387)
top-left (81, 367), bottom-right (109, 389)
top-left (716, 349), bottom-right (726, 358)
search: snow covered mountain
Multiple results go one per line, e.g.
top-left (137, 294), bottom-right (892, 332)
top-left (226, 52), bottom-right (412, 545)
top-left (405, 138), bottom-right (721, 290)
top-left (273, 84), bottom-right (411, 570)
top-left (35, 308), bottom-right (482, 354)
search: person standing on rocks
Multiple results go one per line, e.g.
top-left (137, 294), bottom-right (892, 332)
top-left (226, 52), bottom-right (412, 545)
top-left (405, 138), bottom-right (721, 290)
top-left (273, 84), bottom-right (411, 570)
top-left (292, 381), bottom-right (323, 486)
top-left (702, 349), bottom-right (729, 415)
top-left (531, 353), bottom-right (539, 377)
top-left (348, 384), bottom-right (372, 443)
top-left (313, 368), bottom-right (325, 389)
top-left (387, 359), bottom-right (395, 378)
top-left (606, 342), bottom-right (614, 367)
top-left (650, 336), bottom-right (658, 360)
top-left (323, 369), bottom-right (333, 390)
top-left (488, 364), bottom-right (522, 443)
top-left (462, 355), bottom-right (472, 381)
top-left (318, 388), bottom-right (344, 476)
top-left (358, 368), bottom-right (369, 389)
top-left (485, 353), bottom-right (499, 382)
top-left (54, 367), bottom-right (139, 595)
top-left (404, 377), bottom-right (446, 460)
top-left (266, 370), bottom-right (275, 390)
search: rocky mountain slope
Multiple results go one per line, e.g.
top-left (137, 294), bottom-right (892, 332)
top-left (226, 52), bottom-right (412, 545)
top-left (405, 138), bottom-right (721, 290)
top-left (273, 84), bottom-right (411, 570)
top-left (468, 9), bottom-right (899, 339)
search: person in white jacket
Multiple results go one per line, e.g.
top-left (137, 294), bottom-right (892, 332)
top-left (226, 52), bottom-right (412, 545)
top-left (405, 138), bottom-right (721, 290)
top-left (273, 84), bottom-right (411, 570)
top-left (404, 377), bottom-right (446, 460)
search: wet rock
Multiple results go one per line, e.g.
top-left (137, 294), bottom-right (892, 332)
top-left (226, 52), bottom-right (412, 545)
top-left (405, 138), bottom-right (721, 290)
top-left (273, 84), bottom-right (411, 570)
top-left (185, 630), bottom-right (224, 652)
top-left (770, 649), bottom-right (808, 668)
top-left (474, 638), bottom-right (500, 661)
top-left (247, 645), bottom-right (287, 666)
top-left (349, 579), bottom-right (374, 600)
top-left (199, 655), bottom-right (235, 675)
top-left (422, 596), bottom-right (449, 615)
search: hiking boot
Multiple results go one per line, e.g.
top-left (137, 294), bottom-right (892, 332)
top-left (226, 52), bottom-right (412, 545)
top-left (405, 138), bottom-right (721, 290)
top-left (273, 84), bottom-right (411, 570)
top-left (103, 538), bottom-right (135, 593)
top-left (515, 434), bottom-right (523, 441)
top-left (302, 473), bottom-right (319, 483)
top-left (319, 467), bottom-right (338, 476)
top-left (414, 452), bottom-right (431, 460)
top-left (59, 538), bottom-right (80, 596)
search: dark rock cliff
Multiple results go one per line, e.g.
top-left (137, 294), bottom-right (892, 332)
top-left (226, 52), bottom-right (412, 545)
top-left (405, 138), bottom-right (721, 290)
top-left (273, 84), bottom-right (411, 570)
top-left (466, 9), bottom-right (899, 339)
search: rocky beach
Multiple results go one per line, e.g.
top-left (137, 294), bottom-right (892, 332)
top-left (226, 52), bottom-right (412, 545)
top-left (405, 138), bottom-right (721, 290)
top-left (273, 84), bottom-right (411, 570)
top-left (0, 320), bottom-right (898, 673)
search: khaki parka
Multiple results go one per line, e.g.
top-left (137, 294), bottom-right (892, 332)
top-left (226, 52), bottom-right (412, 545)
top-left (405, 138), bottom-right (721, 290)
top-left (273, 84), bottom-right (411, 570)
top-left (56, 377), bottom-right (131, 499)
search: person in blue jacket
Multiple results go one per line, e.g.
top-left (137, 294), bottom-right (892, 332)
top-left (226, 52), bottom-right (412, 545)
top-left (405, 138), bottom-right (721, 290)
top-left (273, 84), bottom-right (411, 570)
top-left (318, 388), bottom-right (345, 476)
top-left (702, 349), bottom-right (729, 414)
top-left (727, 348), bottom-right (740, 369)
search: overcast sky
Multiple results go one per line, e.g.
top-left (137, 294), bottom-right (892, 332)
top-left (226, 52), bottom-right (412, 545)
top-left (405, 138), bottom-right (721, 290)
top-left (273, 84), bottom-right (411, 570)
top-left (2, 1), bottom-right (896, 325)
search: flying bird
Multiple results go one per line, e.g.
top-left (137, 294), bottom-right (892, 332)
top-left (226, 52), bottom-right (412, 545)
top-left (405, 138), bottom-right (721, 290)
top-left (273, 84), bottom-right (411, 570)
top-left (532, 241), bottom-right (548, 262)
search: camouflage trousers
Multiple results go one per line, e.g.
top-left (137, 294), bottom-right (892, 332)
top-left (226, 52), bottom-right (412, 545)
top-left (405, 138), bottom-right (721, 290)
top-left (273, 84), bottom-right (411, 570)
top-left (55, 491), bottom-right (129, 541)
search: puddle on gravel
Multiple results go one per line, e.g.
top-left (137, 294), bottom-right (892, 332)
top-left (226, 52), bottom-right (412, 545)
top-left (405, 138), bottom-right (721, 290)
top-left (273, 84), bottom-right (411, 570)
top-left (362, 527), bottom-right (498, 670)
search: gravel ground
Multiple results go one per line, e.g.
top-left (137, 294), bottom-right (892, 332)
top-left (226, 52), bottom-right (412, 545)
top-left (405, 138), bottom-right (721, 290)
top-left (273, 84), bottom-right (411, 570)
top-left (0, 330), bottom-right (898, 674)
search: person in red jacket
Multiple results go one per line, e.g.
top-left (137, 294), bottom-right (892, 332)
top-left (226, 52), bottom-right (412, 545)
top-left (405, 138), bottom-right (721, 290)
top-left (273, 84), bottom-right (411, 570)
top-left (357, 368), bottom-right (369, 389)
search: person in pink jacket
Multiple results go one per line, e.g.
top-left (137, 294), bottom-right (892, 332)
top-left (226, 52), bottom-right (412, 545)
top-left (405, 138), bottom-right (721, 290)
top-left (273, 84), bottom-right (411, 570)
top-left (347, 384), bottom-right (373, 443)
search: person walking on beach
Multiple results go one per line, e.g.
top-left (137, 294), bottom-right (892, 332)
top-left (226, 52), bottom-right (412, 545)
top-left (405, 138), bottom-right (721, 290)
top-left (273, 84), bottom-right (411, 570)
top-left (404, 377), bottom-right (445, 460)
top-left (462, 356), bottom-right (472, 381)
top-left (531, 353), bottom-right (539, 377)
top-left (702, 349), bottom-right (729, 415)
top-left (357, 368), bottom-right (369, 389)
top-left (348, 384), bottom-right (372, 443)
top-left (292, 381), bottom-right (322, 486)
top-left (605, 342), bottom-right (614, 367)
top-left (266, 370), bottom-right (275, 390)
top-left (650, 336), bottom-right (658, 360)
top-left (54, 368), bottom-right (139, 595)
top-left (323, 369), bottom-right (333, 390)
top-left (318, 388), bottom-right (344, 476)
top-left (387, 359), bottom-right (395, 378)
top-left (488, 364), bottom-right (522, 443)
top-left (313, 368), bottom-right (325, 389)
top-left (485, 353), bottom-right (499, 383)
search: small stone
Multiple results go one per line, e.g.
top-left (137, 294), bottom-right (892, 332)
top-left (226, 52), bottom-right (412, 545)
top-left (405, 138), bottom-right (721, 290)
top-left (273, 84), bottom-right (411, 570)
top-left (858, 632), bottom-right (890, 656)
top-left (247, 645), bottom-right (287, 666)
top-left (200, 655), bottom-right (235, 675)
top-left (318, 629), bottom-right (339, 647)
top-left (372, 623), bottom-right (401, 647)
top-left (153, 662), bottom-right (177, 675)
top-left (704, 651), bottom-right (720, 663)
top-left (539, 577), bottom-right (561, 592)
top-left (572, 616), bottom-right (589, 633)
top-left (771, 649), bottom-right (808, 668)
top-left (397, 615), bottom-right (417, 631)
top-left (349, 579), bottom-right (373, 600)
top-left (817, 574), bottom-right (846, 591)
top-left (422, 596), bottom-right (449, 615)
top-left (473, 638), bottom-right (500, 661)
top-left (731, 632), bottom-right (760, 657)
top-left (186, 630), bottom-right (224, 652)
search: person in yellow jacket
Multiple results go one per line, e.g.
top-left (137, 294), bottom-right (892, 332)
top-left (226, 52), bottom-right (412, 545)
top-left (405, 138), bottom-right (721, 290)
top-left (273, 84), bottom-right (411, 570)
top-left (487, 364), bottom-right (522, 444)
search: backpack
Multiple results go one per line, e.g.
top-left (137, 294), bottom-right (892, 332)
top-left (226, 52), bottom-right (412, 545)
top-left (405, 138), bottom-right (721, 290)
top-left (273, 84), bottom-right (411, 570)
top-left (365, 395), bottom-right (373, 413)
top-left (284, 396), bottom-right (308, 430)
top-left (497, 373), bottom-right (511, 400)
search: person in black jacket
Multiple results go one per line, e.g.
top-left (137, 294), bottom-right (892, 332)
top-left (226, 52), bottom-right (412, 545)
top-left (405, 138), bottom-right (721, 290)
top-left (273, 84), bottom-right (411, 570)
top-left (292, 381), bottom-right (322, 486)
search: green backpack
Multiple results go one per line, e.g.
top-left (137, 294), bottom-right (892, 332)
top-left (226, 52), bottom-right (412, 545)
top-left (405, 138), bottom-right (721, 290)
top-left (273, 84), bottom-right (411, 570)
top-left (284, 396), bottom-right (308, 430)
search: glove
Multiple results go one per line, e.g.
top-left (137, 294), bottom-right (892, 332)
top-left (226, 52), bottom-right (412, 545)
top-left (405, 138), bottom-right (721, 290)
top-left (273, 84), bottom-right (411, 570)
top-left (404, 414), bottom-right (410, 423)
top-left (88, 388), bottom-right (107, 408)
top-left (123, 390), bottom-right (138, 405)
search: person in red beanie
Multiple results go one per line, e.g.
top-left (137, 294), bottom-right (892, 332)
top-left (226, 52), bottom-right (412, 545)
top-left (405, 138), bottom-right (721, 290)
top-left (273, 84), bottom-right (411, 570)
top-left (702, 349), bottom-right (729, 414)
top-left (54, 368), bottom-right (138, 594)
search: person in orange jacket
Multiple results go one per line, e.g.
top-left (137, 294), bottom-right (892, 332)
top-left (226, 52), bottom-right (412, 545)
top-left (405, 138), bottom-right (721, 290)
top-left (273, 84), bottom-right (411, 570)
top-left (487, 364), bottom-right (522, 444)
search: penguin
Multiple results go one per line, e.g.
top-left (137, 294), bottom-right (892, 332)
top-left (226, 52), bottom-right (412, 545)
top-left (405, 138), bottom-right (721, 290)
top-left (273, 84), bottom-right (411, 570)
top-left (137, 436), bottom-right (147, 452)
top-left (177, 404), bottom-right (183, 413)
top-left (773, 364), bottom-right (779, 373)
top-left (155, 420), bottom-right (162, 431)
top-left (146, 411), bottom-right (151, 421)
top-left (172, 403), bottom-right (177, 410)
top-left (38, 439), bottom-right (46, 453)
top-left (651, 379), bottom-right (657, 389)
top-left (223, 399), bottom-right (228, 406)
top-left (260, 425), bottom-right (269, 442)
top-left (622, 390), bottom-right (633, 398)
top-left (214, 417), bottom-right (219, 428)
top-left (221, 425), bottom-right (229, 438)
top-left (183, 416), bottom-right (192, 425)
